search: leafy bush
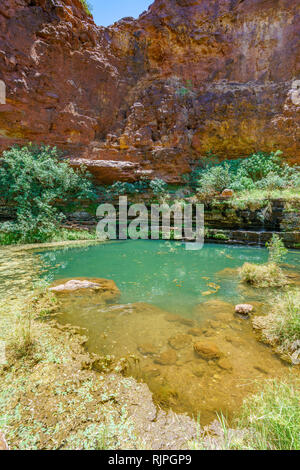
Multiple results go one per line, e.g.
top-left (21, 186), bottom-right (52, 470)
top-left (255, 172), bottom-right (286, 190)
top-left (266, 234), bottom-right (288, 264)
top-left (110, 180), bottom-right (149, 196)
top-left (0, 145), bottom-right (95, 243)
top-left (237, 151), bottom-right (283, 181)
top-left (149, 178), bottom-right (167, 195)
top-left (198, 164), bottom-right (231, 196)
top-left (229, 176), bottom-right (256, 192)
top-left (195, 150), bottom-right (299, 196)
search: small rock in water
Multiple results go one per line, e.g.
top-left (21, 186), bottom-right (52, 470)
top-left (218, 358), bottom-right (233, 371)
top-left (192, 365), bottom-right (206, 378)
top-left (193, 341), bottom-right (222, 360)
top-left (164, 314), bottom-right (194, 327)
top-left (187, 328), bottom-right (203, 337)
top-left (168, 334), bottom-right (192, 350)
top-left (138, 343), bottom-right (160, 356)
top-left (235, 304), bottom-right (254, 316)
top-left (143, 365), bottom-right (161, 378)
top-left (154, 349), bottom-right (177, 365)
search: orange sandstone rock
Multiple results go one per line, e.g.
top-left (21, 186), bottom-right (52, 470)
top-left (0, 0), bottom-right (299, 184)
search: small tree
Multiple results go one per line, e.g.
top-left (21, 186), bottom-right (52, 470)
top-left (267, 234), bottom-right (288, 264)
top-left (0, 145), bottom-right (95, 243)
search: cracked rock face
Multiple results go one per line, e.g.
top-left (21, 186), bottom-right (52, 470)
top-left (0, 0), bottom-right (299, 184)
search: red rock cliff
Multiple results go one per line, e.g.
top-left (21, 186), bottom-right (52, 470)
top-left (0, 0), bottom-right (299, 183)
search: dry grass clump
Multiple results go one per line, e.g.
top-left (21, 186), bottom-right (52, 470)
top-left (6, 309), bottom-right (34, 361)
top-left (239, 262), bottom-right (288, 288)
top-left (5, 290), bottom-right (58, 362)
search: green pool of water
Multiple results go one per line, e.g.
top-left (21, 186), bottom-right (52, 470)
top-left (36, 241), bottom-right (300, 422)
top-left (38, 240), bottom-right (300, 316)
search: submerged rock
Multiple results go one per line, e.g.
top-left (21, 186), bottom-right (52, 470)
top-left (154, 349), bottom-right (177, 366)
top-left (164, 313), bottom-right (194, 327)
top-left (194, 342), bottom-right (222, 360)
top-left (218, 358), bottom-right (233, 371)
top-left (187, 327), bottom-right (203, 337)
top-left (49, 278), bottom-right (120, 302)
top-left (192, 365), bottom-right (206, 378)
top-left (195, 299), bottom-right (234, 316)
top-left (168, 334), bottom-right (192, 350)
top-left (138, 343), bottom-right (160, 356)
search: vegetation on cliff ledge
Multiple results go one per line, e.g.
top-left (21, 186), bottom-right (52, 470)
top-left (195, 151), bottom-right (299, 200)
top-left (79, 0), bottom-right (93, 16)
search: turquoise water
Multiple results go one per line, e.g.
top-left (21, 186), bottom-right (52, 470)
top-left (36, 241), bottom-right (300, 421)
top-left (38, 240), bottom-right (300, 316)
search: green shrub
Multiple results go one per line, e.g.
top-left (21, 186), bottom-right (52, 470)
top-left (79, 0), bottom-right (93, 15)
top-left (0, 145), bottom-right (95, 243)
top-left (149, 178), bottom-right (167, 195)
top-left (194, 151), bottom-right (299, 195)
top-left (110, 180), bottom-right (149, 196)
top-left (230, 176), bottom-right (256, 192)
top-left (266, 234), bottom-right (288, 264)
top-left (237, 150), bottom-right (283, 181)
top-left (198, 163), bottom-right (231, 196)
top-left (255, 172), bottom-right (286, 190)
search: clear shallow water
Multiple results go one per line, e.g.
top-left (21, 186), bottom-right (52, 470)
top-left (38, 240), bottom-right (300, 315)
top-left (37, 241), bottom-right (300, 423)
